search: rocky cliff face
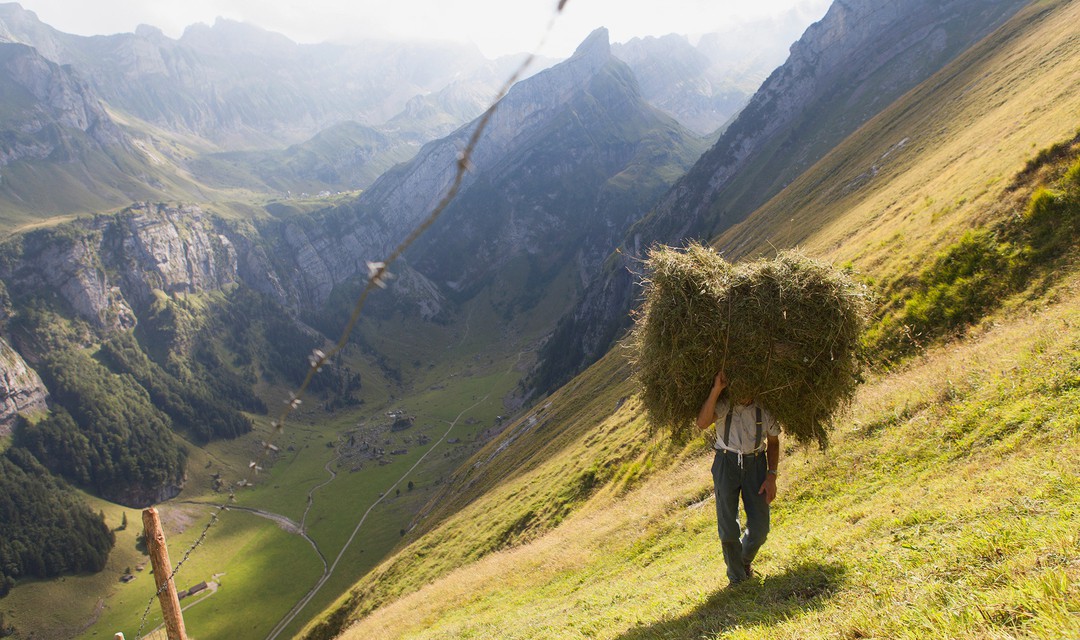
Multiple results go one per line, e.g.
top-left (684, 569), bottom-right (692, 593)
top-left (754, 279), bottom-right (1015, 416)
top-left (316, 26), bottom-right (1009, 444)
top-left (109, 203), bottom-right (240, 308)
top-left (1, 203), bottom-right (249, 330)
top-left (0, 42), bottom-right (125, 167)
top-left (530, 0), bottom-right (1030, 394)
top-left (0, 335), bottom-right (47, 434)
top-left (352, 29), bottom-right (619, 238)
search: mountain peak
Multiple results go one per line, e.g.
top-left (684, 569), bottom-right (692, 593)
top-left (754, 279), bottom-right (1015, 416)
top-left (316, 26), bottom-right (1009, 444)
top-left (134, 24), bottom-right (164, 39)
top-left (571, 27), bottom-right (610, 61)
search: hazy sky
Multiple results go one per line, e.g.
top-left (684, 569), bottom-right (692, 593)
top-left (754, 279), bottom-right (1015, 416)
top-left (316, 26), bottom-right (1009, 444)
top-left (13, 0), bottom-right (831, 58)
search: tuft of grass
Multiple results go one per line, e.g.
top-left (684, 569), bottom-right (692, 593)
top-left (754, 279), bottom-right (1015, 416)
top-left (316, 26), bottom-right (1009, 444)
top-left (865, 137), bottom-right (1080, 362)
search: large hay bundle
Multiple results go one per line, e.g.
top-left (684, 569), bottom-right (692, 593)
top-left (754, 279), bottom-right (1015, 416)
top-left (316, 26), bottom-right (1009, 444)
top-left (632, 243), bottom-right (871, 448)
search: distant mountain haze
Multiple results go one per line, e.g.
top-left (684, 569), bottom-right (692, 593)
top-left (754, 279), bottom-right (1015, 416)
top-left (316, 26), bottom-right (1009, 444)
top-left (0, 1), bottom-right (814, 205)
top-left (0, 41), bottom-right (183, 222)
top-left (0, 3), bottom-right (504, 147)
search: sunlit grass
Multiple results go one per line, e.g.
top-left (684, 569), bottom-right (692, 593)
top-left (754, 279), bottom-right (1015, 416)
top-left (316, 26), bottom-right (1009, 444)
top-left (337, 279), bottom-right (1080, 640)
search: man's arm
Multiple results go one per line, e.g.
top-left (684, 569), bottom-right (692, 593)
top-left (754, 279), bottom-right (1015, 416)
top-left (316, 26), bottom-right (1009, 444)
top-left (696, 371), bottom-right (728, 430)
top-left (759, 434), bottom-right (779, 504)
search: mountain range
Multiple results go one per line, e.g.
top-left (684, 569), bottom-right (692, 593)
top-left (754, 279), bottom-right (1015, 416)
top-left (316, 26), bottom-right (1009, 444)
top-left (529, 0), bottom-right (1030, 395)
top-left (1, 0), bottom-right (1074, 638)
top-left (0, 1), bottom-right (800, 221)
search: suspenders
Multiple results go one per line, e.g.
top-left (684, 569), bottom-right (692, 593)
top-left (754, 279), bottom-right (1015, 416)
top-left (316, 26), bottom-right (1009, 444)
top-left (722, 404), bottom-right (763, 452)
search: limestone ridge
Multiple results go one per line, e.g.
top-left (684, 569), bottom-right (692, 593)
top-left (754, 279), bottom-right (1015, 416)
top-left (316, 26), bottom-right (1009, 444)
top-left (529, 0), bottom-right (1030, 395)
top-left (0, 203), bottom-right (245, 331)
top-left (257, 29), bottom-right (623, 316)
top-left (0, 336), bottom-right (47, 434)
top-left (0, 2), bottom-right (66, 60)
top-left (354, 27), bottom-right (615, 239)
top-left (403, 28), bottom-right (706, 298)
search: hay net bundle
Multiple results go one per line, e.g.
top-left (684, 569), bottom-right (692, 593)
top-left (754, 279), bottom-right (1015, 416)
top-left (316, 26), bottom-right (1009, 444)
top-left (631, 242), bottom-right (871, 448)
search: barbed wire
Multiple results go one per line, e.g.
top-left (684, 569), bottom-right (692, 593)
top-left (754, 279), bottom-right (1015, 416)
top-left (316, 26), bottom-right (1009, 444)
top-left (131, 1), bottom-right (572, 637)
top-left (134, 504), bottom-right (226, 639)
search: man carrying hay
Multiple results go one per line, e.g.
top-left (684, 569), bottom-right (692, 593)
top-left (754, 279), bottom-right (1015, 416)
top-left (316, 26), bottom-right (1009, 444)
top-left (697, 370), bottom-right (780, 586)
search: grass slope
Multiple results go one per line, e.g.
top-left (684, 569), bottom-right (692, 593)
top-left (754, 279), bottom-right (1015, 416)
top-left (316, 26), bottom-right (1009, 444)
top-left (333, 290), bottom-right (1080, 639)
top-left (716, 0), bottom-right (1080, 270)
top-left (305, 1), bottom-right (1080, 638)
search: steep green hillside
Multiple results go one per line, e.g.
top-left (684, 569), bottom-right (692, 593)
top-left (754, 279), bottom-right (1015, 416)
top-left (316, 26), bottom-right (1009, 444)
top-left (325, 293), bottom-right (1080, 640)
top-left (305, 1), bottom-right (1080, 637)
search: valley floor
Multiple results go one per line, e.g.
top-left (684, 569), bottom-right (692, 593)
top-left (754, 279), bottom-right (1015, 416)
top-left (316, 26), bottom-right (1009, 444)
top-left (336, 275), bottom-right (1080, 639)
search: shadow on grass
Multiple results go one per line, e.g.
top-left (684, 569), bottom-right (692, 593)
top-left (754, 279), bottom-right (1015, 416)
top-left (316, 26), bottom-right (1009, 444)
top-left (616, 560), bottom-right (847, 640)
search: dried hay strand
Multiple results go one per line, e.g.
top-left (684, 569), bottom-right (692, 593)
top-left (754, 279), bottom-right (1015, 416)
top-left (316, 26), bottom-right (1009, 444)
top-left (631, 242), bottom-right (872, 448)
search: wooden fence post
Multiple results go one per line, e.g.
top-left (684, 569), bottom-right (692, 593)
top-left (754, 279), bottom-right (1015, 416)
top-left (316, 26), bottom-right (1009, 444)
top-left (142, 508), bottom-right (188, 640)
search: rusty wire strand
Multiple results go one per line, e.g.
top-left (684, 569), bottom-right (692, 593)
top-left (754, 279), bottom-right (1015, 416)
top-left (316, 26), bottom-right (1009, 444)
top-left (134, 504), bottom-right (226, 639)
top-left (132, 2), bottom-right (571, 637)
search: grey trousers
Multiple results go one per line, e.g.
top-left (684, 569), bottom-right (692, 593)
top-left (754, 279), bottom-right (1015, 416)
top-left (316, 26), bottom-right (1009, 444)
top-left (711, 448), bottom-right (770, 584)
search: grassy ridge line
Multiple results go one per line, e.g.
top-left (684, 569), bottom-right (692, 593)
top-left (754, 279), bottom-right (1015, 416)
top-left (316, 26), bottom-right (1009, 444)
top-left (716, 0), bottom-right (1080, 271)
top-left (337, 274), bottom-right (1080, 640)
